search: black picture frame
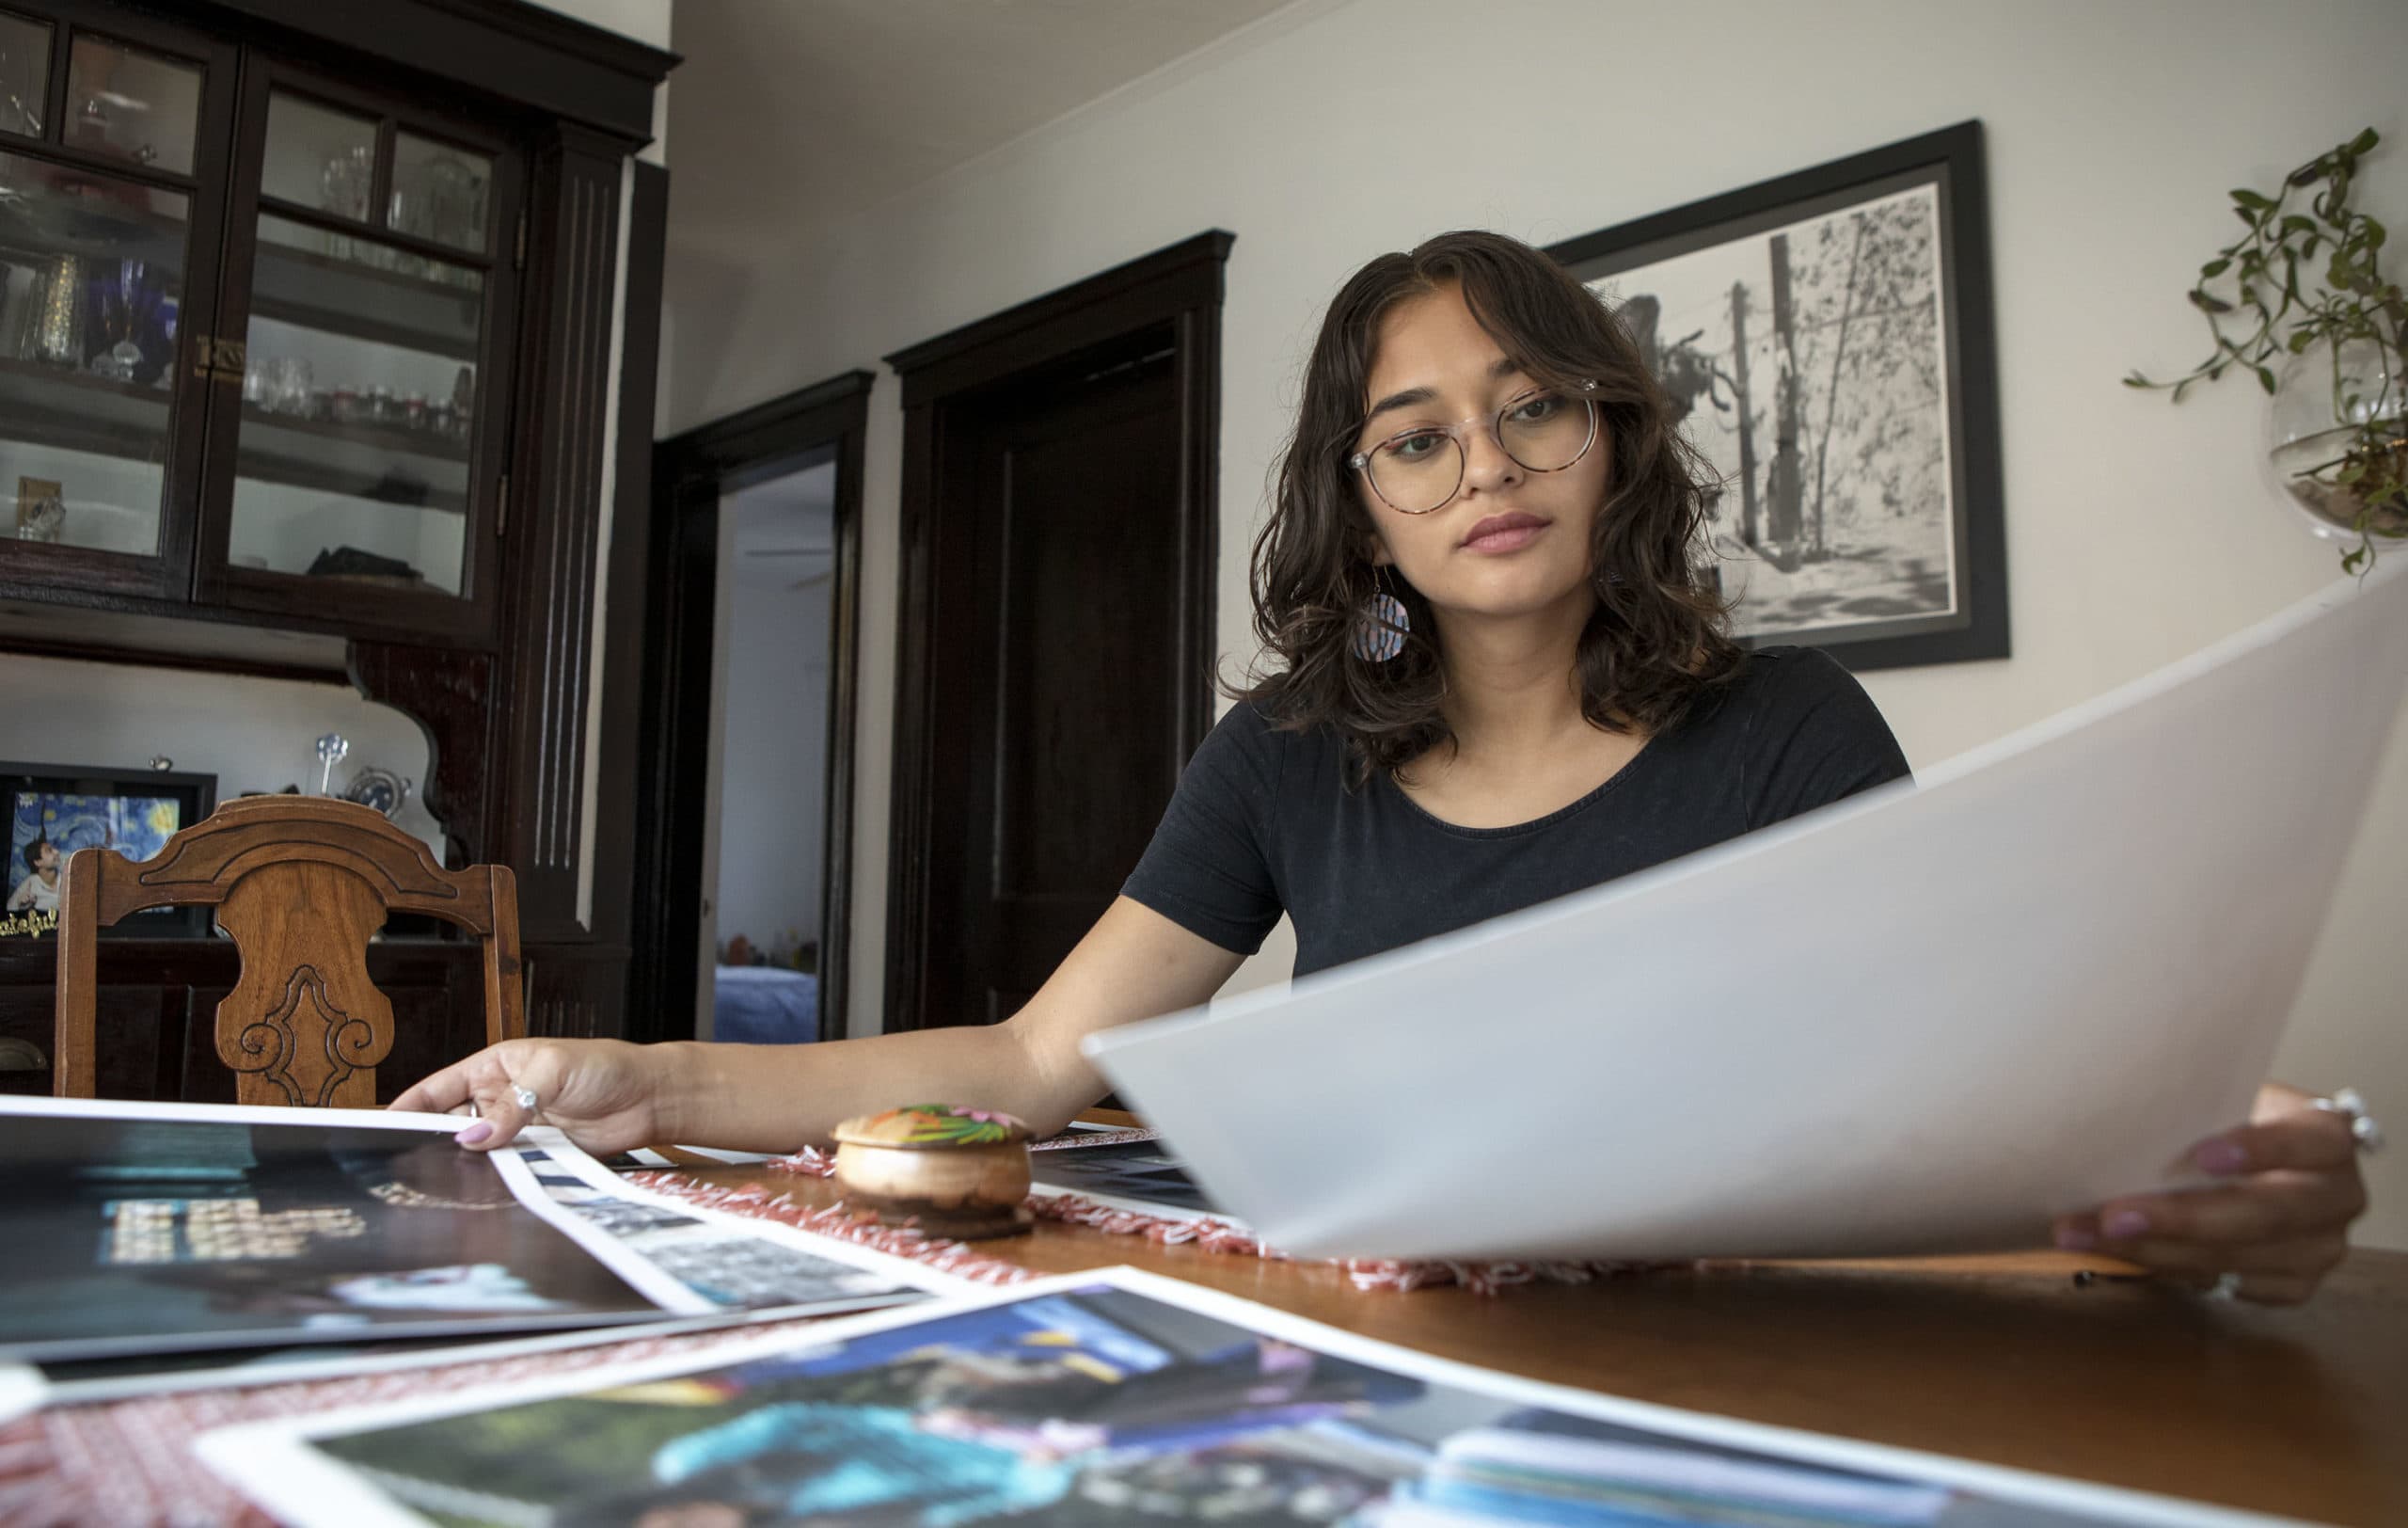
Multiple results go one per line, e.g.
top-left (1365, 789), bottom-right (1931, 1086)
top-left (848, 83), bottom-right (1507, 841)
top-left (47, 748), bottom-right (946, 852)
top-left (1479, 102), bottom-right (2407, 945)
top-left (0, 763), bottom-right (219, 939)
top-left (1547, 120), bottom-right (2008, 670)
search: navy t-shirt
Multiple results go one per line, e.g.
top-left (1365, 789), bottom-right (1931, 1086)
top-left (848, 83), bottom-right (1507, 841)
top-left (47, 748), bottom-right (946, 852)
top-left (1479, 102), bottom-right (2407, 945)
top-left (1121, 646), bottom-right (1911, 978)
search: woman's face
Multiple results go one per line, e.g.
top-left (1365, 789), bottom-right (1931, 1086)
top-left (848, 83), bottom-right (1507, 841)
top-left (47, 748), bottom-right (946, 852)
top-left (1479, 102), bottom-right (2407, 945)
top-left (1352, 282), bottom-right (1610, 627)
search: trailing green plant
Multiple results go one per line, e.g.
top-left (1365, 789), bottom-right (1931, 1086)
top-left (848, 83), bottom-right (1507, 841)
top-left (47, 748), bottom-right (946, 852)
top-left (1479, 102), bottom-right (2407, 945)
top-left (2128, 127), bottom-right (2405, 572)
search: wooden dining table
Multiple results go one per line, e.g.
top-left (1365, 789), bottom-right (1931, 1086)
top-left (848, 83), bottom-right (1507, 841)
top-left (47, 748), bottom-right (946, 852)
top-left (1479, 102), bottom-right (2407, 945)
top-left (677, 1132), bottom-right (2408, 1528)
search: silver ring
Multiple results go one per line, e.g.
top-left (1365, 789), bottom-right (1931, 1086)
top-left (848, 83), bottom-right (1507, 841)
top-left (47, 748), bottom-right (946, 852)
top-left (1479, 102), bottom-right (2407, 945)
top-left (2310, 1087), bottom-right (2384, 1154)
top-left (510, 1083), bottom-right (539, 1115)
top-left (2207, 1270), bottom-right (2244, 1301)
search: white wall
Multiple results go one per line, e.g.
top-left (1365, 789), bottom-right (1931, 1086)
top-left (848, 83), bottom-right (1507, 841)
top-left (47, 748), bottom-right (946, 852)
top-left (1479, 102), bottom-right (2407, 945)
top-left (661, 0), bottom-right (2408, 1245)
top-left (0, 653), bottom-right (444, 855)
top-left (714, 569), bottom-right (832, 961)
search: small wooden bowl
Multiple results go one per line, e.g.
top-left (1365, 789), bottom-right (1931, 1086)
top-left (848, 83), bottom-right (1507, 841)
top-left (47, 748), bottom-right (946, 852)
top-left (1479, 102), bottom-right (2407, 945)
top-left (830, 1105), bottom-right (1035, 1239)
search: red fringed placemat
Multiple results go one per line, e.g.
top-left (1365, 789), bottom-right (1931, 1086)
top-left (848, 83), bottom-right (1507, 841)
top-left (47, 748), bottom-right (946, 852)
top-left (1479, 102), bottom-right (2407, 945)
top-left (685, 1143), bottom-right (1653, 1297)
top-left (0, 1316), bottom-right (832, 1528)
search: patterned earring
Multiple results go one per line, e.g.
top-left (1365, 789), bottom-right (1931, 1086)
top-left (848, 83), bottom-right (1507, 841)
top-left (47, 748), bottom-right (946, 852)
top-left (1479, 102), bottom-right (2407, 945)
top-left (1351, 568), bottom-right (1409, 662)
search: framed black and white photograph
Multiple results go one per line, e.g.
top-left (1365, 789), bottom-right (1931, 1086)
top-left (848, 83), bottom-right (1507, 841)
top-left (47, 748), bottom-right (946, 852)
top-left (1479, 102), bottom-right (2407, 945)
top-left (0, 762), bottom-right (217, 938)
top-left (1550, 120), bottom-right (2007, 669)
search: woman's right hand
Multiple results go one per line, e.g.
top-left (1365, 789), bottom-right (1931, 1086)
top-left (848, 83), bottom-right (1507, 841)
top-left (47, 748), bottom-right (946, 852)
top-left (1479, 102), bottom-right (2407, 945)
top-left (389, 1038), bottom-right (675, 1154)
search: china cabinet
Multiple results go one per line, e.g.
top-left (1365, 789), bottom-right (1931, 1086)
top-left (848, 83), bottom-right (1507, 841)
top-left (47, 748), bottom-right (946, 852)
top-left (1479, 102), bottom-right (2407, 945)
top-left (0, 0), bottom-right (674, 1086)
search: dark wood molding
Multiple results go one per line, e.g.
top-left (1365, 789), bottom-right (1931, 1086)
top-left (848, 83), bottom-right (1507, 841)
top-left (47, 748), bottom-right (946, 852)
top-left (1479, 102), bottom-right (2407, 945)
top-left (348, 643), bottom-right (499, 869)
top-left (496, 134), bottom-right (623, 945)
top-left (882, 232), bottom-right (1231, 1034)
top-left (522, 941), bottom-right (630, 1041)
top-left (630, 371), bottom-right (874, 1045)
top-left (184, 0), bottom-right (676, 146)
top-left (884, 231), bottom-right (1234, 406)
top-left (587, 156), bottom-right (669, 954)
top-left (657, 371), bottom-right (877, 480)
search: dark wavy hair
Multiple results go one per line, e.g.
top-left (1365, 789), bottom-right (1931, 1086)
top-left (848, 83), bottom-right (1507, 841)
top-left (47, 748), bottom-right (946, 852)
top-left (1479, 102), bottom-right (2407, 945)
top-left (1238, 230), bottom-right (1741, 781)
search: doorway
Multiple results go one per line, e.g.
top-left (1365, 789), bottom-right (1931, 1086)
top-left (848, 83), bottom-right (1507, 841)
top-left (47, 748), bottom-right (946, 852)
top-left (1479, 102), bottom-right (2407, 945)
top-left (627, 372), bottom-right (871, 1046)
top-left (883, 232), bottom-right (1231, 1033)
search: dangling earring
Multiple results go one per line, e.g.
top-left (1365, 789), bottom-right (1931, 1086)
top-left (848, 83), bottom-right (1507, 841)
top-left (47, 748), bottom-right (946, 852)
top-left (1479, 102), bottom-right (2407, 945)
top-left (1351, 567), bottom-right (1409, 662)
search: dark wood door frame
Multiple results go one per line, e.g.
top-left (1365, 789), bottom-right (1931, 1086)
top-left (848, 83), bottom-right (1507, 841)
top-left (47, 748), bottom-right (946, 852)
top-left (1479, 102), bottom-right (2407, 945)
top-left (626, 370), bottom-right (875, 1045)
top-left (881, 230), bottom-right (1233, 1034)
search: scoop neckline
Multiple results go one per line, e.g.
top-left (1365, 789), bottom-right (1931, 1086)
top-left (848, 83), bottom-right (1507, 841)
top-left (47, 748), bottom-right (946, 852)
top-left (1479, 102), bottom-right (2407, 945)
top-left (1376, 734), bottom-right (1658, 839)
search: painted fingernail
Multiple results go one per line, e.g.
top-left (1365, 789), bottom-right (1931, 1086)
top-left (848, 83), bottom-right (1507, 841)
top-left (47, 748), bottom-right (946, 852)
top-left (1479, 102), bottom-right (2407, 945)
top-left (2054, 1224), bottom-right (2098, 1250)
top-left (2103, 1209), bottom-right (2149, 1239)
top-left (455, 1121), bottom-right (495, 1146)
top-left (2195, 1139), bottom-right (2248, 1175)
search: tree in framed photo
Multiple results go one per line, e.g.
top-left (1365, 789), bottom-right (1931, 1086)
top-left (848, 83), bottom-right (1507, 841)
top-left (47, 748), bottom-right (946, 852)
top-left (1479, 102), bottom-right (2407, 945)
top-left (1550, 120), bottom-right (2007, 671)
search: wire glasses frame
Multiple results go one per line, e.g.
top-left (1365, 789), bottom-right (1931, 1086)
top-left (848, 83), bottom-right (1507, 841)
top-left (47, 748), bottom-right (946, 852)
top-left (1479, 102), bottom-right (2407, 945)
top-left (1347, 380), bottom-right (1601, 515)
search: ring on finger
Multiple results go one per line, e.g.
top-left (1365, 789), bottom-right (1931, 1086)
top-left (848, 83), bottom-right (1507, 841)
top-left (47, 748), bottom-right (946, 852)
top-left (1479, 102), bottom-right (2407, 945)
top-left (511, 1083), bottom-right (540, 1116)
top-left (2310, 1087), bottom-right (2385, 1154)
top-left (2207, 1270), bottom-right (2245, 1301)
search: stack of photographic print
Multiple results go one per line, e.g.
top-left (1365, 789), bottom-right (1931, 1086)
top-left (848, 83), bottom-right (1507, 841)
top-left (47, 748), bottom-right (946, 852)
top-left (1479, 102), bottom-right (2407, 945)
top-left (1, 1098), bottom-right (944, 1374)
top-left (198, 1267), bottom-right (2237, 1528)
top-left (1027, 1131), bottom-right (1232, 1224)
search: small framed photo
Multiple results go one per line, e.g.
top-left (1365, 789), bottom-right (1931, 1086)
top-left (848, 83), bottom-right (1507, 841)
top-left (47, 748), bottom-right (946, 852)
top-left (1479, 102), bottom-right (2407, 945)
top-left (15, 476), bottom-right (65, 543)
top-left (1, 763), bottom-right (218, 938)
top-left (1549, 119), bottom-right (2007, 670)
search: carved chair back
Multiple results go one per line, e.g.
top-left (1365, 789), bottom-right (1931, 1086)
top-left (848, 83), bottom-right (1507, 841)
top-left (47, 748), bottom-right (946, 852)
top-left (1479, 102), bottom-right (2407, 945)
top-left (54, 795), bottom-right (523, 1107)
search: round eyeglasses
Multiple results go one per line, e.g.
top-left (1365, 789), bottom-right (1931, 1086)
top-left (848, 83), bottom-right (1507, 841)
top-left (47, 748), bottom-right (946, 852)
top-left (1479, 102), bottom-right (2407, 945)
top-left (1348, 382), bottom-right (1600, 515)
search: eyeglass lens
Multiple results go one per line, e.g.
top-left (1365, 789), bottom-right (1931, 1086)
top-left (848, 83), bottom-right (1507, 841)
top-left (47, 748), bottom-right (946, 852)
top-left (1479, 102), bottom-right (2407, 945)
top-left (1364, 393), bottom-right (1592, 514)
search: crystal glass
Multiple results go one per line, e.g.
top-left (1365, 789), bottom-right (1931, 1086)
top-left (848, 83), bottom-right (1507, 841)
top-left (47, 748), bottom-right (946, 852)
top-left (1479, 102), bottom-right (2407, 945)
top-left (262, 91), bottom-right (376, 219)
top-left (391, 133), bottom-right (490, 253)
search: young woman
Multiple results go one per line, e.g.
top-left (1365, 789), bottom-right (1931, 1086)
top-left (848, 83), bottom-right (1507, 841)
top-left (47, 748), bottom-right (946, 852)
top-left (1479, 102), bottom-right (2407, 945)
top-left (398, 231), bottom-right (2371, 1304)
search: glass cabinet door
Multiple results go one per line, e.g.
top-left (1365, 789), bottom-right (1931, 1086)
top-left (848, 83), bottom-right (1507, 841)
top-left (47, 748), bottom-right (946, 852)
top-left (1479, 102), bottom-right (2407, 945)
top-left (203, 66), bottom-right (516, 624)
top-left (0, 9), bottom-right (228, 594)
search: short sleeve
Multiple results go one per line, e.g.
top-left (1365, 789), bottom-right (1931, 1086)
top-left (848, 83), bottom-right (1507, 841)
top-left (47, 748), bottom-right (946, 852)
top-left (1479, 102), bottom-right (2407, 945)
top-left (1120, 703), bottom-right (1286, 954)
top-left (1740, 648), bottom-right (1913, 828)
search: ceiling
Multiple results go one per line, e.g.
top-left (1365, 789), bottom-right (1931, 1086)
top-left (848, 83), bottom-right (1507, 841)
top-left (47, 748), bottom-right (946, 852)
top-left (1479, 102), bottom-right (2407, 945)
top-left (664, 0), bottom-right (1299, 252)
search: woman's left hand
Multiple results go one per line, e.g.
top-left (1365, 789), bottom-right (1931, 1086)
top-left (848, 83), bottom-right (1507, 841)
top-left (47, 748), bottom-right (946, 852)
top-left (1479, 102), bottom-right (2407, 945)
top-left (2052, 1082), bottom-right (2369, 1305)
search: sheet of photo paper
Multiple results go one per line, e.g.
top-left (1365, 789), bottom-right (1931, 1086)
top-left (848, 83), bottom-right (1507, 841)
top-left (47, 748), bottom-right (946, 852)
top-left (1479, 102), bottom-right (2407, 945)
top-left (195, 1264), bottom-right (2304, 1528)
top-left (1025, 1130), bottom-right (1248, 1229)
top-left (0, 1096), bottom-right (668, 1362)
top-left (33, 1127), bottom-right (963, 1401)
top-left (0, 1363), bottom-right (41, 1426)
top-left (496, 1126), bottom-right (964, 1314)
top-left (615, 1143), bottom-right (787, 1169)
top-left (1091, 566), bottom-right (2408, 1263)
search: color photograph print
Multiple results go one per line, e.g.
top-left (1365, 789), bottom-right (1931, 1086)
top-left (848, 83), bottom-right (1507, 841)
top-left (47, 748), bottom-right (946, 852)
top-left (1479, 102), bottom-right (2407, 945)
top-left (218, 1272), bottom-right (2150, 1528)
top-left (7, 790), bottom-right (180, 917)
top-left (1552, 122), bottom-right (2007, 669)
top-left (0, 1104), bottom-right (661, 1362)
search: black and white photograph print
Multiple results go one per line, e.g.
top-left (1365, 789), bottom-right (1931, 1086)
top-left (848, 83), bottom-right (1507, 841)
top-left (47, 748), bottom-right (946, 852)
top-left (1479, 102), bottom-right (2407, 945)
top-left (1551, 121), bottom-right (2008, 670)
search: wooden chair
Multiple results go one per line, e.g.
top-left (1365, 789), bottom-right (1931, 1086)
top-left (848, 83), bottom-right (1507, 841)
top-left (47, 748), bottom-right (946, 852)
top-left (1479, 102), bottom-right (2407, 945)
top-left (54, 795), bottom-right (523, 1107)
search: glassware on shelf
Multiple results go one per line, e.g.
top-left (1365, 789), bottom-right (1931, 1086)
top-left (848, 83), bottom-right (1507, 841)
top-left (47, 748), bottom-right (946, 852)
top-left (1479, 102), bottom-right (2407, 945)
top-left (392, 134), bottom-right (490, 254)
top-left (87, 259), bottom-right (163, 384)
top-left (318, 143), bottom-right (372, 225)
top-left (269, 355), bottom-right (312, 415)
top-left (30, 253), bottom-right (82, 366)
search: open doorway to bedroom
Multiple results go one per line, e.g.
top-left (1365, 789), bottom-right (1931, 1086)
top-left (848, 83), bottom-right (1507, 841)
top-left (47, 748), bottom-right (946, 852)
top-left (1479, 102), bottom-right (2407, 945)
top-left (705, 461), bottom-right (838, 1041)
top-left (627, 372), bottom-right (870, 1048)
